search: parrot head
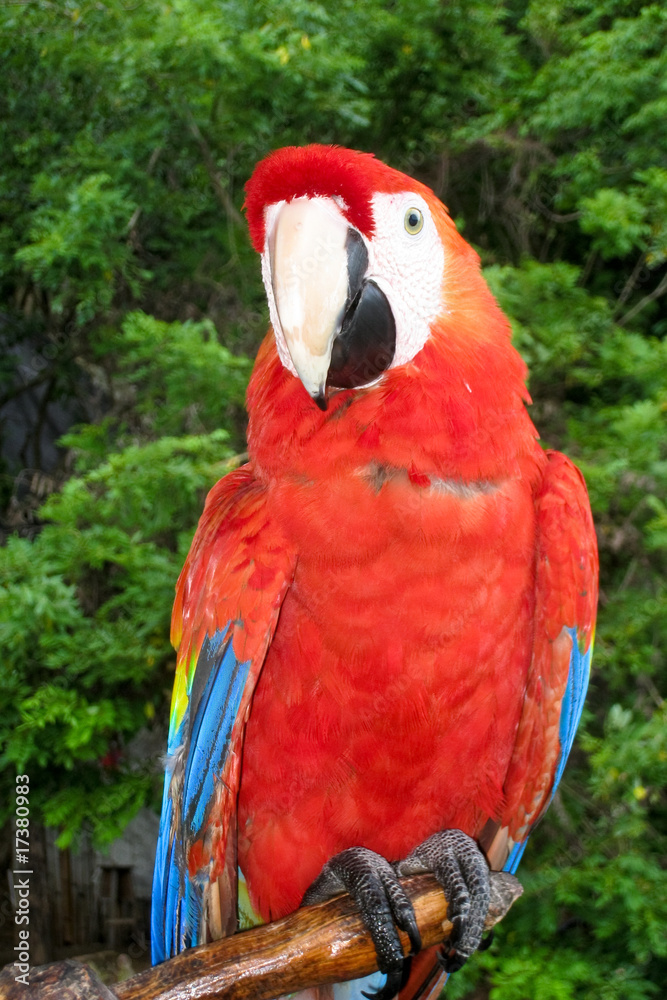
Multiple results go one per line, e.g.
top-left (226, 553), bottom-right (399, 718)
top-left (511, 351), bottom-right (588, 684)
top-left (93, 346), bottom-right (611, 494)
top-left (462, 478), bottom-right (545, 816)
top-left (245, 144), bottom-right (482, 411)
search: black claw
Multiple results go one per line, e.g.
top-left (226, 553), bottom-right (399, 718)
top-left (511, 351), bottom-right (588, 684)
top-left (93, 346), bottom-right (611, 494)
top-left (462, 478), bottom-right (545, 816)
top-left (384, 873), bottom-right (421, 956)
top-left (361, 958), bottom-right (412, 1000)
top-left (398, 829), bottom-right (491, 974)
top-left (302, 830), bottom-right (491, 988)
top-left (438, 944), bottom-right (467, 975)
top-left (479, 929), bottom-right (495, 952)
top-left (303, 846), bottom-right (420, 987)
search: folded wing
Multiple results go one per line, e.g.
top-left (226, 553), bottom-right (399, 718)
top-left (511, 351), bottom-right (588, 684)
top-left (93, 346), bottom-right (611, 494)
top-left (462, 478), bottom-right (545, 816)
top-left (485, 450), bottom-right (598, 872)
top-left (151, 466), bottom-right (296, 961)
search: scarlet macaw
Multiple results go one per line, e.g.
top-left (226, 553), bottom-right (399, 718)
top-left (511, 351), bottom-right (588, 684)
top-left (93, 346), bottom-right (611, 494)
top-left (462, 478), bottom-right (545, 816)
top-left (151, 145), bottom-right (598, 999)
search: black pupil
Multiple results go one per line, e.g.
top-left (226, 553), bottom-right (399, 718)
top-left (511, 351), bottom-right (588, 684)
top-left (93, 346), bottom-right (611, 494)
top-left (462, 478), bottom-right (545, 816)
top-left (408, 212), bottom-right (419, 228)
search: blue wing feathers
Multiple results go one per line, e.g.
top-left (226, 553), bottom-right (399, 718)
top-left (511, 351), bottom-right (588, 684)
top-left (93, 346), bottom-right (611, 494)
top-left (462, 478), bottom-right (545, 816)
top-left (151, 623), bottom-right (252, 962)
top-left (504, 626), bottom-right (592, 878)
top-left (504, 839), bottom-right (527, 875)
top-left (151, 791), bottom-right (172, 963)
top-left (554, 626), bottom-right (592, 793)
top-left (181, 627), bottom-right (251, 838)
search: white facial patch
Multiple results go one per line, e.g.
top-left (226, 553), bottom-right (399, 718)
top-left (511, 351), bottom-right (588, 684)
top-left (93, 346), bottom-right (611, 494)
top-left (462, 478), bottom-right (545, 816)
top-left (367, 191), bottom-right (445, 369)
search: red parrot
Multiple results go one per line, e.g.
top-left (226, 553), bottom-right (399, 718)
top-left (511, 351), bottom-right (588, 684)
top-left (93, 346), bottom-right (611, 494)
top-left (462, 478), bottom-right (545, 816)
top-left (151, 145), bottom-right (598, 998)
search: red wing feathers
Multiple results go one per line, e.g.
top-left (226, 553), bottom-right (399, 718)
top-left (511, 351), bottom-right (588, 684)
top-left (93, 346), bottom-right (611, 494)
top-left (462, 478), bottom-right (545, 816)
top-left (501, 450), bottom-right (598, 848)
top-left (152, 466), bottom-right (296, 958)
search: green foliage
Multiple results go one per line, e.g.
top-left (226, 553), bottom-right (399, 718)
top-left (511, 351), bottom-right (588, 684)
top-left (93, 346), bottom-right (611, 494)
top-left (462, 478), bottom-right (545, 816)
top-left (0, 0), bottom-right (665, 992)
top-left (98, 311), bottom-right (252, 438)
top-left (579, 189), bottom-right (649, 261)
top-left (0, 354), bottom-right (240, 846)
top-left (14, 173), bottom-right (144, 325)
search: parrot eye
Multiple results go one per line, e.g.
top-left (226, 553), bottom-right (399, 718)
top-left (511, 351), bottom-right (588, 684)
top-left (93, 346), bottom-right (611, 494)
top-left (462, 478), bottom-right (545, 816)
top-left (404, 208), bottom-right (424, 235)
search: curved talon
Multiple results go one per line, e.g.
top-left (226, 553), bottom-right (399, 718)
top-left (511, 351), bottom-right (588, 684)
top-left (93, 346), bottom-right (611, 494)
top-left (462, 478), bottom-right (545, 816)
top-left (304, 830), bottom-right (491, 991)
top-left (398, 828), bottom-right (491, 973)
top-left (361, 959), bottom-right (412, 1000)
top-left (303, 846), bottom-right (420, 987)
top-left (438, 944), bottom-right (467, 975)
top-left (479, 929), bottom-right (495, 952)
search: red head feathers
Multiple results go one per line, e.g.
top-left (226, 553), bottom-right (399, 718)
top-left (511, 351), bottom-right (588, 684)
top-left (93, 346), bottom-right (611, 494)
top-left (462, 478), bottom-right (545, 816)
top-left (244, 144), bottom-right (437, 252)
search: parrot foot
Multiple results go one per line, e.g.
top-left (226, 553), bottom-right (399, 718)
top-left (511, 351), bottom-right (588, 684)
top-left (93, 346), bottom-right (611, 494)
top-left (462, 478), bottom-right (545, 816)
top-left (302, 846), bottom-right (421, 997)
top-left (397, 829), bottom-right (491, 974)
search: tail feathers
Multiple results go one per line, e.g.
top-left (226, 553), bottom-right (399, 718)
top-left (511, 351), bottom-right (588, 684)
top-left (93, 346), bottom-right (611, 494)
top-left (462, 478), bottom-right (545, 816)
top-left (289, 972), bottom-right (387, 1000)
top-left (399, 947), bottom-right (447, 1000)
top-left (287, 950), bottom-right (446, 1000)
top-left (151, 784), bottom-right (207, 961)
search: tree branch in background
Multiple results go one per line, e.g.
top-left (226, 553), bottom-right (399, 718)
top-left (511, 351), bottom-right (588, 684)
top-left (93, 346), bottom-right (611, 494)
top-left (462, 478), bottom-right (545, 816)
top-left (177, 102), bottom-right (244, 227)
top-left (532, 196), bottom-right (582, 224)
top-left (614, 253), bottom-right (647, 315)
top-left (617, 270), bottom-right (667, 327)
top-left (126, 147), bottom-right (164, 240)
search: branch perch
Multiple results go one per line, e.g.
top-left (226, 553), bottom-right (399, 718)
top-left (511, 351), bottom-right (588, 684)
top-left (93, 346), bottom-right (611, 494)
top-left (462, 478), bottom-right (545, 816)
top-left (114, 871), bottom-right (521, 1000)
top-left (0, 872), bottom-right (521, 1000)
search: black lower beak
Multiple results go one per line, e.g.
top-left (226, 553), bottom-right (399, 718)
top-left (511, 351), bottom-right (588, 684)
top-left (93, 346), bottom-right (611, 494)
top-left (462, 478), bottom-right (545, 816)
top-left (327, 279), bottom-right (396, 391)
top-left (322, 227), bottom-right (396, 395)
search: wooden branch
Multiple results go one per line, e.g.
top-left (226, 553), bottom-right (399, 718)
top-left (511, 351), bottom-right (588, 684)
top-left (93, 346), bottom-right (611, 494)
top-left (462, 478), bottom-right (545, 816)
top-left (113, 871), bottom-right (522, 1000)
top-left (0, 958), bottom-right (118, 999)
top-left (0, 873), bottom-right (521, 1000)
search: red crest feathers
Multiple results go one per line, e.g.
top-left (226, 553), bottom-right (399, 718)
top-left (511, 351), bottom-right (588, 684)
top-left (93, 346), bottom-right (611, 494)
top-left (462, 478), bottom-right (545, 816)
top-left (244, 144), bottom-right (427, 253)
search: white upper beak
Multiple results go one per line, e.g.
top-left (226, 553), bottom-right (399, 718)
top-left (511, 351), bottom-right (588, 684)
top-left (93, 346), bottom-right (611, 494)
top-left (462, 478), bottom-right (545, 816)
top-left (267, 197), bottom-right (352, 403)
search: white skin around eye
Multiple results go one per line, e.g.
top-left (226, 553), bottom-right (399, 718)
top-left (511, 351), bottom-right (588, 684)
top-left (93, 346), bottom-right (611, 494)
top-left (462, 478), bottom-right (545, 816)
top-left (368, 191), bottom-right (445, 370)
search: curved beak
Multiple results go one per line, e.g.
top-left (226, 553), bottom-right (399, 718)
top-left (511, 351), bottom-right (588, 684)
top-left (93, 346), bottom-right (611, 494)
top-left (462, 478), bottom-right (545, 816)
top-left (267, 197), bottom-right (364, 409)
